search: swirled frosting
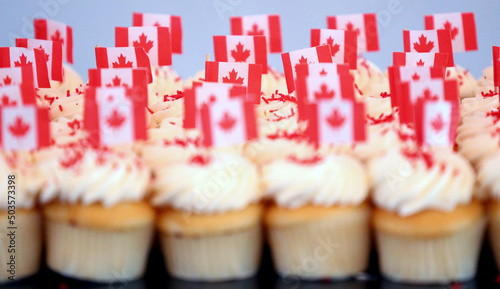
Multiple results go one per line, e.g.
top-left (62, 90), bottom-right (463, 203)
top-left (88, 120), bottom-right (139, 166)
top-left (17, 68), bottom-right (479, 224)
top-left (261, 66), bottom-right (287, 96)
top-left (477, 151), bottom-right (500, 200)
top-left (460, 90), bottom-right (499, 118)
top-left (148, 66), bottom-right (183, 107)
top-left (445, 66), bottom-right (477, 99)
top-left (363, 95), bottom-right (393, 118)
top-left (368, 148), bottom-right (475, 216)
top-left (49, 90), bottom-right (84, 120)
top-left (50, 115), bottom-right (87, 146)
top-left (477, 66), bottom-right (493, 87)
top-left (182, 70), bottom-right (205, 90)
top-left (36, 64), bottom-right (84, 107)
top-left (148, 91), bottom-right (184, 127)
top-left (262, 154), bottom-right (368, 208)
top-left (350, 58), bottom-right (385, 96)
top-left (151, 152), bottom-right (261, 214)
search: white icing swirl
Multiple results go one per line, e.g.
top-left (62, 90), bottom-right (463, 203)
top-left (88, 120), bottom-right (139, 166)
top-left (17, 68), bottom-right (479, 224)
top-left (477, 151), bottom-right (500, 200)
top-left (148, 66), bottom-right (183, 107)
top-left (445, 66), bottom-right (477, 99)
top-left (261, 66), bottom-right (287, 96)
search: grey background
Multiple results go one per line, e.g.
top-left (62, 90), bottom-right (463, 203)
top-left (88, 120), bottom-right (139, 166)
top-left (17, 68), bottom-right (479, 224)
top-left (1, 0), bottom-right (498, 80)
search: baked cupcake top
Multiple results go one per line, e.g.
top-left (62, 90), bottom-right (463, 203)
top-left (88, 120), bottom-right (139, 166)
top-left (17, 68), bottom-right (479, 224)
top-left (151, 152), bottom-right (261, 214)
top-left (40, 146), bottom-right (149, 207)
top-left (262, 154), bottom-right (368, 208)
top-left (368, 148), bottom-right (475, 216)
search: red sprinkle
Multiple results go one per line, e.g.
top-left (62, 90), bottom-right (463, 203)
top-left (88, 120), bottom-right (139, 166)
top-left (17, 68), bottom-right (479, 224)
top-left (354, 83), bottom-right (363, 96)
top-left (380, 91), bottom-right (390, 98)
top-left (367, 113), bottom-right (395, 125)
top-left (190, 154), bottom-right (211, 165)
top-left (487, 108), bottom-right (500, 123)
top-left (288, 154), bottom-right (323, 165)
top-left (402, 148), bottom-right (434, 169)
top-left (261, 91), bottom-right (297, 104)
top-left (267, 129), bottom-right (305, 141)
top-left (163, 90), bottom-right (184, 102)
top-left (481, 90), bottom-right (498, 97)
top-left (60, 150), bottom-right (84, 168)
top-left (58, 105), bottom-right (63, 111)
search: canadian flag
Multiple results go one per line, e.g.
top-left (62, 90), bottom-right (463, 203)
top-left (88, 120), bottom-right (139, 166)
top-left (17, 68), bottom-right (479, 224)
top-left (0, 84), bottom-right (36, 106)
top-left (281, 45), bottom-right (333, 93)
top-left (403, 30), bottom-right (454, 66)
top-left (16, 38), bottom-right (63, 81)
top-left (414, 99), bottom-right (459, 147)
top-left (95, 47), bottom-right (152, 83)
top-left (132, 12), bottom-right (182, 54)
top-left (310, 29), bottom-right (357, 69)
top-left (88, 68), bottom-right (148, 90)
top-left (303, 98), bottom-right (366, 145)
top-left (205, 61), bottom-right (262, 101)
top-left (0, 104), bottom-right (50, 151)
top-left (327, 13), bottom-right (379, 53)
top-left (388, 66), bottom-right (445, 109)
top-left (199, 97), bottom-right (257, 147)
top-left (34, 19), bottom-right (73, 64)
top-left (84, 86), bottom-right (147, 147)
top-left (213, 35), bottom-right (268, 73)
top-left (184, 82), bottom-right (247, 129)
top-left (424, 12), bottom-right (477, 52)
top-left (0, 66), bottom-right (34, 87)
top-left (398, 79), bottom-right (458, 125)
top-left (393, 52), bottom-right (449, 67)
top-left (230, 14), bottom-right (282, 53)
top-left (116, 26), bottom-right (172, 66)
top-left (0, 47), bottom-right (50, 88)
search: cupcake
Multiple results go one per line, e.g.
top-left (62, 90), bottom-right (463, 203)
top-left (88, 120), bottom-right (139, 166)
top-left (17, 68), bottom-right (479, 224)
top-left (39, 146), bottom-right (154, 282)
top-left (369, 148), bottom-right (485, 283)
top-left (0, 152), bottom-right (43, 282)
top-left (262, 154), bottom-right (371, 279)
top-left (148, 66), bottom-right (183, 107)
top-left (152, 152), bottom-right (262, 281)
top-left (460, 90), bottom-right (498, 118)
top-left (445, 66), bottom-right (478, 99)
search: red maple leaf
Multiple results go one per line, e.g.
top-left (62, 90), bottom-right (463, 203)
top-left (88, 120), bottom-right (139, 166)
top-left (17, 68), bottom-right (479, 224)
top-left (153, 21), bottom-right (161, 27)
top-left (133, 33), bottom-right (154, 53)
top-left (1, 95), bottom-right (16, 106)
top-left (51, 30), bottom-right (64, 44)
top-left (431, 113), bottom-right (445, 132)
top-left (412, 72), bottom-right (420, 81)
top-left (222, 69), bottom-right (245, 85)
top-left (112, 54), bottom-right (133, 68)
top-left (298, 55), bottom-right (308, 64)
top-left (218, 111), bottom-right (237, 131)
top-left (326, 108), bottom-right (346, 128)
top-left (106, 75), bottom-right (126, 87)
top-left (231, 42), bottom-right (251, 62)
top-left (443, 21), bottom-right (459, 40)
top-left (413, 34), bottom-right (434, 52)
top-left (416, 59), bottom-right (425, 66)
top-left (345, 22), bottom-right (360, 35)
top-left (314, 83), bottom-right (335, 99)
top-left (14, 54), bottom-right (33, 67)
top-left (247, 23), bottom-right (264, 36)
top-left (3, 75), bottom-right (12, 85)
top-left (325, 36), bottom-right (340, 57)
top-left (419, 88), bottom-right (439, 101)
top-left (319, 69), bottom-right (327, 76)
top-left (8, 116), bottom-right (30, 137)
top-left (106, 108), bottom-right (126, 129)
top-left (38, 45), bottom-right (50, 63)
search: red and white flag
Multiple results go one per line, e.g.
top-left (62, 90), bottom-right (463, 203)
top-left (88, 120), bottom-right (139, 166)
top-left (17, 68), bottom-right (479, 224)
top-left (184, 82), bottom-right (247, 129)
top-left (0, 84), bottom-right (36, 106)
top-left (493, 46), bottom-right (500, 88)
top-left (16, 38), bottom-right (63, 81)
top-left (403, 30), bottom-right (454, 66)
top-left (230, 14), bottom-right (282, 53)
top-left (393, 52), bottom-right (449, 67)
top-left (116, 26), bottom-right (172, 66)
top-left (34, 19), bottom-right (73, 64)
top-left (281, 45), bottom-right (333, 93)
top-left (424, 12), bottom-right (477, 52)
top-left (0, 47), bottom-right (50, 88)
top-left (95, 47), bottom-right (152, 83)
top-left (327, 13), bottom-right (379, 53)
top-left (0, 104), bottom-right (50, 151)
top-left (205, 61), bottom-right (262, 100)
top-left (84, 86), bottom-right (147, 147)
top-left (388, 65), bottom-right (445, 109)
top-left (199, 96), bottom-right (257, 147)
top-left (311, 29), bottom-right (357, 69)
top-left (303, 98), bottom-right (366, 145)
top-left (132, 12), bottom-right (182, 54)
top-left (0, 66), bottom-right (34, 87)
top-left (213, 35), bottom-right (268, 73)
top-left (414, 99), bottom-right (459, 147)
top-left (398, 79), bottom-right (458, 125)
top-left (88, 68), bottom-right (148, 90)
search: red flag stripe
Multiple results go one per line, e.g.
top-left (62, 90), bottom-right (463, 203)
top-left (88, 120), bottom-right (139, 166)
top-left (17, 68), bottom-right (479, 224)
top-left (344, 31), bottom-right (357, 69)
top-left (132, 12), bottom-right (143, 25)
top-left (363, 13), bottom-right (379, 52)
top-left (170, 16), bottom-right (182, 54)
top-left (437, 29), bottom-right (454, 66)
top-left (157, 27), bottom-right (172, 65)
top-left (268, 15), bottom-right (282, 53)
top-left (213, 36), bottom-right (228, 62)
top-left (254, 36), bottom-right (268, 72)
top-left (424, 15), bottom-right (434, 30)
top-left (462, 13), bottom-right (478, 51)
top-left (36, 107), bottom-right (50, 147)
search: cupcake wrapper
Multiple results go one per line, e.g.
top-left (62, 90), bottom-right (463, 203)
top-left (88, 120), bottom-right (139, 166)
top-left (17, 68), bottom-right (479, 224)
top-left (45, 219), bottom-right (153, 283)
top-left (376, 217), bottom-right (486, 284)
top-left (0, 210), bottom-right (42, 283)
top-left (267, 208), bottom-right (371, 280)
top-left (488, 210), bottom-right (500, 270)
top-left (160, 224), bottom-right (262, 282)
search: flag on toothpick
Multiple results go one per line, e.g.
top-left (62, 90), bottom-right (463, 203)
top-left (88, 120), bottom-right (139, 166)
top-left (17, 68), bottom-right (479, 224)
top-left (95, 47), bottom-right (152, 83)
top-left (393, 52), bottom-right (449, 67)
top-left (16, 38), bottom-right (63, 81)
top-left (132, 12), bottom-right (182, 54)
top-left (0, 47), bottom-right (50, 88)
top-left (414, 98), bottom-right (459, 147)
top-left (424, 12), bottom-right (477, 52)
top-left (311, 29), bottom-right (357, 69)
top-left (403, 29), bottom-right (454, 66)
top-left (0, 84), bottom-right (36, 106)
top-left (230, 14), bottom-right (282, 53)
top-left (205, 61), bottom-right (262, 100)
top-left (34, 19), bottom-right (73, 64)
top-left (116, 26), bottom-right (172, 66)
top-left (327, 13), bottom-right (379, 53)
top-left (0, 66), bottom-right (34, 87)
top-left (88, 68), bottom-right (148, 89)
top-left (213, 35), bottom-right (268, 73)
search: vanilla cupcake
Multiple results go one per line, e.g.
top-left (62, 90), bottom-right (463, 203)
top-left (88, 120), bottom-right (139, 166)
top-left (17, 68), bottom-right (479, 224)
top-left (148, 66), bottom-right (183, 107)
top-left (40, 147), bottom-right (154, 282)
top-left (445, 66), bottom-right (478, 99)
top-left (369, 148), bottom-right (485, 284)
top-left (0, 152), bottom-right (43, 283)
top-left (152, 152), bottom-right (262, 281)
top-left (262, 154), bottom-right (370, 279)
